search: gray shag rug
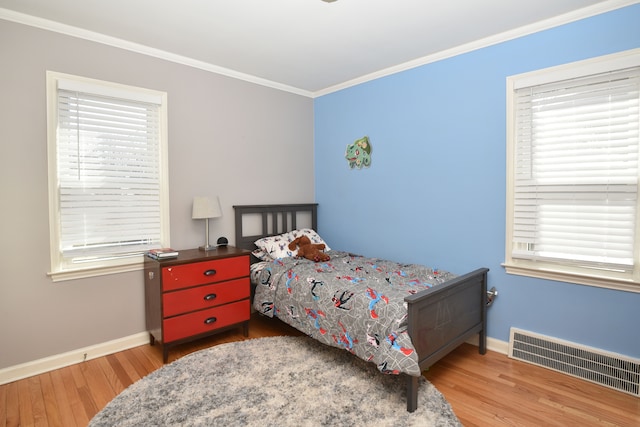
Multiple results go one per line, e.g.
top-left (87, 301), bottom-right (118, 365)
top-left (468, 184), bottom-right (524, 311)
top-left (89, 336), bottom-right (461, 426)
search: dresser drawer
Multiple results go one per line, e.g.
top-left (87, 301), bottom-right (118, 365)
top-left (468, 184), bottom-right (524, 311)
top-left (162, 256), bottom-right (249, 291)
top-left (163, 278), bottom-right (249, 317)
top-left (163, 299), bottom-right (250, 343)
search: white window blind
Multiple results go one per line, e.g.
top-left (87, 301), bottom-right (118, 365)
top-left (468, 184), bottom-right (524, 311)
top-left (56, 86), bottom-right (163, 261)
top-left (512, 66), bottom-right (640, 272)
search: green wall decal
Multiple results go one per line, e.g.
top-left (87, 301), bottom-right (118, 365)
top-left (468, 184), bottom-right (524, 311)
top-left (345, 136), bottom-right (372, 169)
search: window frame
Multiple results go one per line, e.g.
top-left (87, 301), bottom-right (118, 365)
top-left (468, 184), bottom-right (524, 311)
top-left (504, 49), bottom-right (640, 293)
top-left (46, 71), bottom-right (170, 282)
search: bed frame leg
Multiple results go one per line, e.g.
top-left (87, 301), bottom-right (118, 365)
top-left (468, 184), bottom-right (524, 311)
top-left (406, 375), bottom-right (418, 412)
top-left (479, 329), bottom-right (487, 355)
top-left (479, 268), bottom-right (489, 355)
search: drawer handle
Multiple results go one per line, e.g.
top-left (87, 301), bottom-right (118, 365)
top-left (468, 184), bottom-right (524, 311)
top-left (204, 293), bottom-right (217, 301)
top-left (204, 317), bottom-right (217, 325)
top-left (204, 269), bottom-right (217, 276)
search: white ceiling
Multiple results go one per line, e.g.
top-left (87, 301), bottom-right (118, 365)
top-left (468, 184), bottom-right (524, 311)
top-left (0, 0), bottom-right (634, 96)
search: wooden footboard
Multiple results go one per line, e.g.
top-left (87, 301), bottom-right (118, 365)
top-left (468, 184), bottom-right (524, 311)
top-left (232, 204), bottom-right (490, 413)
top-left (405, 267), bottom-right (489, 412)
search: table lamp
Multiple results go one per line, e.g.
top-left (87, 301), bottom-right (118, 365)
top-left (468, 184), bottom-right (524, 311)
top-left (192, 196), bottom-right (222, 251)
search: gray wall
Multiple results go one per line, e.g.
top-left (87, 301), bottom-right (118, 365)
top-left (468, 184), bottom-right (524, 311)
top-left (0, 20), bottom-right (314, 370)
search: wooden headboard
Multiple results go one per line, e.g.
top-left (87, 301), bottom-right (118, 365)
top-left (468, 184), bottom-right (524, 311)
top-left (233, 204), bottom-right (318, 253)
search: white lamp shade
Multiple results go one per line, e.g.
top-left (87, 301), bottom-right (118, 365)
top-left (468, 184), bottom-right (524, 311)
top-left (192, 196), bottom-right (222, 219)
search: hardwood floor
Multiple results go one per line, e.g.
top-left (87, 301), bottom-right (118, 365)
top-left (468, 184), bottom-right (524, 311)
top-left (1, 314), bottom-right (638, 426)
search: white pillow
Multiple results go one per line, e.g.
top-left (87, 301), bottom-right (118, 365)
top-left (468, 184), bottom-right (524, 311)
top-left (254, 229), bottom-right (330, 259)
top-left (254, 231), bottom-right (296, 259)
top-left (251, 248), bottom-right (272, 261)
top-left (296, 229), bottom-right (331, 251)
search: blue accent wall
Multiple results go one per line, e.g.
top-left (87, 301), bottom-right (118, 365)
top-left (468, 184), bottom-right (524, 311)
top-left (314, 4), bottom-right (640, 357)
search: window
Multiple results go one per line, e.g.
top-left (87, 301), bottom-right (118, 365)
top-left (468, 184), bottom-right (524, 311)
top-left (46, 72), bottom-right (169, 281)
top-left (504, 49), bottom-right (640, 292)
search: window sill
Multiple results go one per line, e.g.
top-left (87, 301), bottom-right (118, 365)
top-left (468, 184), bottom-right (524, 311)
top-left (48, 261), bottom-right (144, 282)
top-left (502, 263), bottom-right (640, 294)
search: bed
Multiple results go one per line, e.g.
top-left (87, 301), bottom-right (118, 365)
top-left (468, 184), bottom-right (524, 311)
top-left (233, 203), bottom-right (490, 412)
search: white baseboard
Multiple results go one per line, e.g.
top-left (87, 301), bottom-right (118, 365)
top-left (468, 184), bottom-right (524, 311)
top-left (466, 334), bottom-right (509, 355)
top-left (0, 332), bottom-right (149, 385)
top-left (0, 332), bottom-right (508, 385)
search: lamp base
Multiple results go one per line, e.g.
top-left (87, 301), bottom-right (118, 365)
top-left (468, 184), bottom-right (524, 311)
top-left (198, 218), bottom-right (218, 251)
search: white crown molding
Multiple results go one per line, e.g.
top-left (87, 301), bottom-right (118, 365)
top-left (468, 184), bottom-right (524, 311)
top-left (1, 0), bottom-right (637, 98)
top-left (0, 332), bottom-right (149, 385)
top-left (313, 0), bottom-right (640, 97)
top-left (0, 8), bottom-right (313, 98)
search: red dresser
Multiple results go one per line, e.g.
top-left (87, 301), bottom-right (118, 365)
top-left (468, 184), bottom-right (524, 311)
top-left (144, 246), bottom-right (250, 362)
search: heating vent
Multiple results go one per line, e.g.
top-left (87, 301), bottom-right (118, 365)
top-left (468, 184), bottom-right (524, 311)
top-left (509, 328), bottom-right (640, 397)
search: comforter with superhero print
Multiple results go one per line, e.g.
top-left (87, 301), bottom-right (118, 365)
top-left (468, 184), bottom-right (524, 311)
top-left (251, 251), bottom-right (456, 377)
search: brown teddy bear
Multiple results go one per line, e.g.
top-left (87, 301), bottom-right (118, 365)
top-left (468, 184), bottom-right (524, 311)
top-left (288, 235), bottom-right (330, 262)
